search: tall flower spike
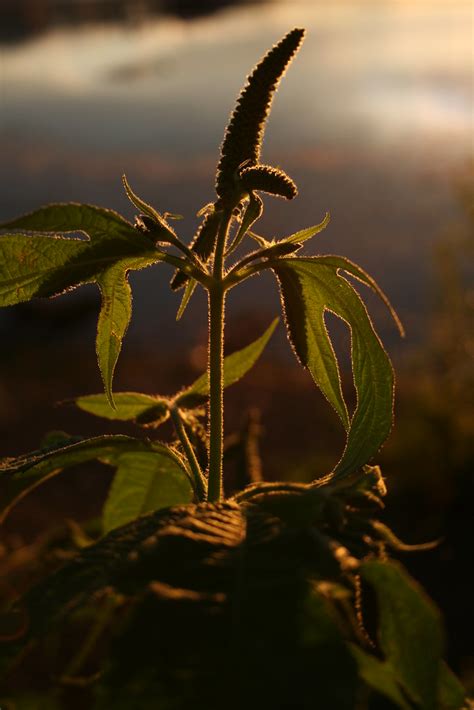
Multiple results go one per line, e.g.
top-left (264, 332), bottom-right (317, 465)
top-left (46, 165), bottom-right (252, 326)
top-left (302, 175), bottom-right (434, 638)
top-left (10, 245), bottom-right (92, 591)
top-left (215, 28), bottom-right (305, 200)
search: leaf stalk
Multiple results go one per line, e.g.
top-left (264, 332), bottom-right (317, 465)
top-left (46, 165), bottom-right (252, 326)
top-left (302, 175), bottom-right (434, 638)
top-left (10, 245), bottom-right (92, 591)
top-left (169, 405), bottom-right (207, 500)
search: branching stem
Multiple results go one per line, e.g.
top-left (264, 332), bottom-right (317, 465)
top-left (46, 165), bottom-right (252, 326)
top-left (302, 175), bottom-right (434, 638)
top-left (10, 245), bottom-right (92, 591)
top-left (224, 257), bottom-right (278, 289)
top-left (156, 252), bottom-right (212, 288)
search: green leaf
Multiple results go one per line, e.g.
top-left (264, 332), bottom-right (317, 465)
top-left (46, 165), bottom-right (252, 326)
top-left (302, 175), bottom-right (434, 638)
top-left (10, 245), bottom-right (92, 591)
top-left (122, 174), bottom-right (174, 236)
top-left (170, 209), bottom-right (221, 291)
top-left (312, 255), bottom-right (404, 337)
top-left (226, 193), bottom-right (264, 254)
top-left (232, 240), bottom-right (301, 276)
top-left (438, 662), bottom-right (467, 710)
top-left (274, 257), bottom-right (396, 477)
top-left (274, 259), bottom-right (350, 429)
top-left (0, 435), bottom-right (157, 523)
top-left (282, 212), bottom-right (331, 244)
top-left (176, 278), bottom-right (197, 320)
top-left (102, 450), bottom-right (193, 533)
top-left (361, 560), bottom-right (444, 710)
top-left (96, 256), bottom-right (159, 407)
top-left (348, 644), bottom-right (411, 710)
top-left (0, 202), bottom-right (139, 240)
top-left (76, 392), bottom-right (168, 422)
top-left (176, 318), bottom-right (278, 407)
top-left (0, 204), bottom-right (164, 403)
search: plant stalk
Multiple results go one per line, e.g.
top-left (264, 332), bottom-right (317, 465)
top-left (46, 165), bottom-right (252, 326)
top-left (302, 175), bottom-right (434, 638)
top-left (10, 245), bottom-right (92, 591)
top-left (207, 207), bottom-right (232, 502)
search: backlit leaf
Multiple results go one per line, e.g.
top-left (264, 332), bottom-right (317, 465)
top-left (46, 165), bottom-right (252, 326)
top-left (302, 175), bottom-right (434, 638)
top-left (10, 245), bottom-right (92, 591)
top-left (76, 320), bottom-right (277, 423)
top-left (274, 257), bottom-right (398, 477)
top-left (76, 392), bottom-right (168, 422)
top-left (313, 255), bottom-right (404, 337)
top-left (438, 662), bottom-right (467, 710)
top-left (0, 435), bottom-right (159, 523)
top-left (361, 560), bottom-right (444, 710)
top-left (102, 450), bottom-right (194, 533)
top-left (96, 256), bottom-right (160, 406)
top-left (176, 318), bottom-right (278, 407)
top-left (348, 644), bottom-right (411, 710)
top-left (282, 212), bottom-right (331, 244)
top-left (170, 209), bottom-right (221, 291)
top-left (274, 259), bottom-right (350, 430)
top-left (226, 193), bottom-right (263, 254)
top-left (0, 202), bottom-right (139, 240)
top-left (176, 279), bottom-right (198, 320)
top-left (122, 174), bottom-right (174, 234)
top-left (0, 204), bottom-right (165, 404)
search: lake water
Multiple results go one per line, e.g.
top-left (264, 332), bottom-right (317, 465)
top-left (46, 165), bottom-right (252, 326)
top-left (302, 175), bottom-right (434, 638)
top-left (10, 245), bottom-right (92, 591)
top-left (1, 0), bottom-right (472, 352)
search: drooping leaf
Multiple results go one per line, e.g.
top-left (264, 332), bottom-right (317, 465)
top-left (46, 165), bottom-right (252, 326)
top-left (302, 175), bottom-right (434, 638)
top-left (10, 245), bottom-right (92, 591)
top-left (0, 435), bottom-right (159, 523)
top-left (313, 255), bottom-right (404, 337)
top-left (216, 28), bottom-right (305, 199)
top-left (0, 204), bottom-right (165, 404)
top-left (102, 450), bottom-right (194, 533)
top-left (176, 318), bottom-right (278, 407)
top-left (348, 644), bottom-right (411, 710)
top-left (361, 560), bottom-right (444, 710)
top-left (274, 259), bottom-right (350, 429)
top-left (76, 320), bottom-right (277, 424)
top-left (96, 255), bottom-right (161, 406)
top-left (274, 257), bottom-right (398, 477)
top-left (76, 392), bottom-right (168, 422)
top-left (226, 193), bottom-right (264, 254)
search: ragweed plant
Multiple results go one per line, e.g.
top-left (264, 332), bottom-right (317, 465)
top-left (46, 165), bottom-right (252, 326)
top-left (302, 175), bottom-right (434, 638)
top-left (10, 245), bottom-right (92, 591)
top-left (0, 28), bottom-right (468, 710)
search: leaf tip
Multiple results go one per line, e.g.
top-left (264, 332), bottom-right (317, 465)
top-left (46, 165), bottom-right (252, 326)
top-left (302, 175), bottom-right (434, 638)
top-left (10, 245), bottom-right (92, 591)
top-left (105, 386), bottom-right (117, 411)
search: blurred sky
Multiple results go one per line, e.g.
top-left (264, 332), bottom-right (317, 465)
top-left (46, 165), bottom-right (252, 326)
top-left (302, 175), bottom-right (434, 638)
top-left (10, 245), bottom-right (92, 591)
top-left (1, 0), bottom-right (473, 352)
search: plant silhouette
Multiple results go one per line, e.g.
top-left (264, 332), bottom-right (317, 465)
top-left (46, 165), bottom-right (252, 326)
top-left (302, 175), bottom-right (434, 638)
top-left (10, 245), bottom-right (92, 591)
top-left (0, 28), bottom-right (467, 710)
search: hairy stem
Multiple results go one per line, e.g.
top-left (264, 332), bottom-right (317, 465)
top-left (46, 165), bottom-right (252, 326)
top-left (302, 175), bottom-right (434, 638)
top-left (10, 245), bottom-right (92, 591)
top-left (170, 405), bottom-right (207, 501)
top-left (156, 251), bottom-right (212, 287)
top-left (224, 257), bottom-right (278, 289)
top-left (207, 208), bottom-right (232, 502)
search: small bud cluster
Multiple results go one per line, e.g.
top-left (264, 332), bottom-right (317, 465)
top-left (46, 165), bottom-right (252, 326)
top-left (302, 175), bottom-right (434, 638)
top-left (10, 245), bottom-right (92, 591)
top-left (240, 165), bottom-right (298, 200)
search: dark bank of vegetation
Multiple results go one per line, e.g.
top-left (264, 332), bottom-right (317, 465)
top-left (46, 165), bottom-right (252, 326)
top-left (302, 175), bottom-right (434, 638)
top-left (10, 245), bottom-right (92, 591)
top-left (1, 0), bottom-right (265, 44)
top-left (0, 28), bottom-right (471, 709)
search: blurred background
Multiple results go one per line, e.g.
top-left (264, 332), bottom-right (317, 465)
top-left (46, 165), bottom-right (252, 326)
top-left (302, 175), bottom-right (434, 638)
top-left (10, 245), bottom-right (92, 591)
top-left (0, 0), bottom-right (473, 688)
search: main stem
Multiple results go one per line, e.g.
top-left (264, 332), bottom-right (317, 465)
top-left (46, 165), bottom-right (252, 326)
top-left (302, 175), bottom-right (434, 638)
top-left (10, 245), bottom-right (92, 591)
top-left (207, 207), bottom-right (232, 502)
